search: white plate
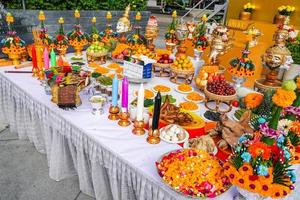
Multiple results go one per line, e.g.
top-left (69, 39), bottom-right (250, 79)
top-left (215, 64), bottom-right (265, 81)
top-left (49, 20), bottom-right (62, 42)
top-left (184, 94), bottom-right (204, 104)
top-left (174, 85), bottom-right (194, 94)
top-left (152, 85), bottom-right (172, 94)
top-left (159, 127), bottom-right (189, 144)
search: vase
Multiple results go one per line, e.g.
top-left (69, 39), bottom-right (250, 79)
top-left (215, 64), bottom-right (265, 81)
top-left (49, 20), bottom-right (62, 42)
top-left (194, 49), bottom-right (203, 61)
top-left (239, 11), bottom-right (252, 21)
top-left (236, 187), bottom-right (265, 200)
top-left (283, 64), bottom-right (300, 81)
top-left (273, 14), bottom-right (286, 24)
top-left (8, 52), bottom-right (21, 66)
top-left (232, 75), bottom-right (247, 89)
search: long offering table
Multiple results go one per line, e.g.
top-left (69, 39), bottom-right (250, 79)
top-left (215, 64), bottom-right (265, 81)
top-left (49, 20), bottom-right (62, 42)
top-left (0, 58), bottom-right (299, 200)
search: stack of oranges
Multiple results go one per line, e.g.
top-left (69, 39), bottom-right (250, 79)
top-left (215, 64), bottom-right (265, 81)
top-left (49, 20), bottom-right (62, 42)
top-left (172, 55), bottom-right (193, 71)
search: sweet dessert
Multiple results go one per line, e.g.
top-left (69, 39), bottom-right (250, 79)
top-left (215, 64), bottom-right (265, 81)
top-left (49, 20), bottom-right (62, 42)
top-left (94, 66), bottom-right (109, 74)
top-left (160, 124), bottom-right (188, 143)
top-left (153, 85), bottom-right (171, 93)
top-left (134, 89), bottom-right (155, 99)
top-left (179, 101), bottom-right (199, 112)
top-left (186, 92), bottom-right (204, 102)
top-left (156, 149), bottom-right (231, 198)
top-left (176, 83), bottom-right (193, 93)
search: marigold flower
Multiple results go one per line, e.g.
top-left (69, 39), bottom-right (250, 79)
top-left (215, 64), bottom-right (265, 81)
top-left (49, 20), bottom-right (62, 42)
top-left (272, 88), bottom-right (296, 107)
top-left (248, 142), bottom-right (271, 160)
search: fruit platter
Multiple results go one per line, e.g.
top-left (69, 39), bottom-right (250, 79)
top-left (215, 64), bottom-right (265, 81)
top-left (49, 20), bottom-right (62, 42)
top-left (169, 55), bottom-right (195, 84)
top-left (204, 75), bottom-right (237, 113)
top-left (152, 53), bottom-right (173, 77)
top-left (152, 85), bottom-right (172, 94)
top-left (86, 42), bottom-right (109, 64)
top-left (179, 101), bottom-right (200, 112)
top-left (156, 149), bottom-right (231, 198)
top-left (195, 65), bottom-right (225, 91)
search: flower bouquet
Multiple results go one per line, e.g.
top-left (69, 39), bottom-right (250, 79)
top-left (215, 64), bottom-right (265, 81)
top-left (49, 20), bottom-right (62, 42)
top-left (193, 15), bottom-right (208, 60)
top-left (224, 137), bottom-right (296, 199)
top-left (54, 17), bottom-right (69, 56)
top-left (1, 13), bottom-right (26, 66)
top-left (100, 12), bottom-right (118, 51)
top-left (165, 11), bottom-right (178, 52)
top-left (90, 17), bottom-right (102, 45)
top-left (275, 5), bottom-right (296, 24)
top-left (240, 2), bottom-right (256, 20)
top-left (67, 10), bottom-right (90, 56)
top-left (229, 43), bottom-right (255, 88)
top-left (127, 12), bottom-right (146, 46)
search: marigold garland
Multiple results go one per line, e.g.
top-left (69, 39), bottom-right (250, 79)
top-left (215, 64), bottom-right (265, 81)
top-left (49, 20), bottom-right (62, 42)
top-left (272, 88), bottom-right (296, 107)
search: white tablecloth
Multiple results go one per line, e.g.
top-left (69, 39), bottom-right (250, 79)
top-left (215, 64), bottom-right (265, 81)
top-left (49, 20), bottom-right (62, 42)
top-left (0, 55), bottom-right (299, 200)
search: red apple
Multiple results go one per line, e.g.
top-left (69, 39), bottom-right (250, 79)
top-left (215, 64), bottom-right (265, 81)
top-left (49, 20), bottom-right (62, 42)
top-left (232, 100), bottom-right (239, 107)
top-left (219, 74), bottom-right (226, 81)
top-left (123, 49), bottom-right (129, 56)
top-left (162, 54), bottom-right (169, 60)
top-left (164, 60), bottom-right (169, 64)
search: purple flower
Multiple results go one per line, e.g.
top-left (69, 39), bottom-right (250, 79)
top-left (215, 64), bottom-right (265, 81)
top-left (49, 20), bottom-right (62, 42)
top-left (7, 31), bottom-right (16, 36)
top-left (259, 122), bottom-right (280, 138)
top-left (284, 106), bottom-right (300, 117)
top-left (40, 28), bottom-right (48, 33)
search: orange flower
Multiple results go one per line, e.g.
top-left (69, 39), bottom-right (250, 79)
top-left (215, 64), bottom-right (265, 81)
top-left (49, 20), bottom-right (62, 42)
top-left (248, 142), bottom-right (271, 159)
top-left (290, 121), bottom-right (300, 134)
top-left (244, 93), bottom-right (263, 109)
top-left (272, 88), bottom-right (296, 107)
top-left (297, 77), bottom-right (300, 89)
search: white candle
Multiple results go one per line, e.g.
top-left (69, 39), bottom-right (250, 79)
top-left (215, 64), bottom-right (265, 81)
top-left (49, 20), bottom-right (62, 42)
top-left (136, 83), bottom-right (144, 121)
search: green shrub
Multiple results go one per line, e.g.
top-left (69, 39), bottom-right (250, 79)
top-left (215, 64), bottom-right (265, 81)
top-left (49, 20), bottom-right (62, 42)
top-left (2, 0), bottom-right (147, 10)
top-left (287, 37), bottom-right (300, 65)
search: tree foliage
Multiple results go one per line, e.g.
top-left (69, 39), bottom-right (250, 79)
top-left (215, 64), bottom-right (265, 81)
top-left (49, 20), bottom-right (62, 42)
top-left (2, 0), bottom-right (147, 11)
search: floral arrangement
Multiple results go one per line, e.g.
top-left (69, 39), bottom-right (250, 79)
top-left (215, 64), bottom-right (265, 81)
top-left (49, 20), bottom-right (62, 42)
top-left (54, 17), bottom-right (69, 55)
top-left (38, 11), bottom-right (54, 49)
top-left (100, 12), bottom-right (117, 51)
top-left (156, 149), bottom-right (231, 198)
top-left (278, 5), bottom-right (296, 16)
top-left (67, 10), bottom-right (89, 48)
top-left (193, 15), bottom-right (208, 51)
top-left (224, 135), bottom-right (296, 199)
top-left (229, 43), bottom-right (255, 78)
top-left (243, 2), bottom-right (256, 13)
top-left (127, 12), bottom-right (146, 45)
top-left (1, 13), bottom-right (26, 55)
top-left (90, 17), bottom-right (102, 44)
top-left (165, 11), bottom-right (178, 45)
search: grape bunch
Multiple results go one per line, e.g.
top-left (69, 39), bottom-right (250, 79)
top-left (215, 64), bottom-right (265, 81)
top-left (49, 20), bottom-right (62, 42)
top-left (207, 80), bottom-right (236, 96)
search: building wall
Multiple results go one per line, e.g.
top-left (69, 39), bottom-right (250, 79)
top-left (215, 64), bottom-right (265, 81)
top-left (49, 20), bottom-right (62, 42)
top-left (227, 0), bottom-right (300, 26)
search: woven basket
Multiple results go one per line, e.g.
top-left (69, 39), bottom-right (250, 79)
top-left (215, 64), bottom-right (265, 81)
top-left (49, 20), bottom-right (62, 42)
top-left (204, 87), bottom-right (237, 102)
top-left (170, 66), bottom-right (195, 75)
top-left (153, 63), bottom-right (171, 69)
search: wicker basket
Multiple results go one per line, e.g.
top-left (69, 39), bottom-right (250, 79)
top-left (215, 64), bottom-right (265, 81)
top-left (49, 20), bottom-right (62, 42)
top-left (87, 51), bottom-right (108, 64)
top-left (169, 66), bottom-right (195, 84)
top-left (204, 87), bottom-right (237, 102)
top-left (152, 63), bottom-right (171, 77)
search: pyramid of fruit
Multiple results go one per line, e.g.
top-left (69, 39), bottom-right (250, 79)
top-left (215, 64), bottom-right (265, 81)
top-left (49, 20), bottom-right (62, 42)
top-left (111, 43), bottom-right (131, 60)
top-left (87, 41), bottom-right (108, 54)
top-left (171, 55), bottom-right (194, 71)
top-left (206, 75), bottom-right (236, 96)
top-left (131, 44), bottom-right (155, 59)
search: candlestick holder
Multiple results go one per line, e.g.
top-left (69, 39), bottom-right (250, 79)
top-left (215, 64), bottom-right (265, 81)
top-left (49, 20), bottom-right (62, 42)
top-left (108, 105), bottom-right (120, 120)
top-left (147, 129), bottom-right (160, 144)
top-left (132, 120), bottom-right (145, 135)
top-left (118, 111), bottom-right (131, 127)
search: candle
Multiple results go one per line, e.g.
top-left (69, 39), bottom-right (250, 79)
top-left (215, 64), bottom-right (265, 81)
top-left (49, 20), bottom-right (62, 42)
top-left (50, 49), bottom-right (56, 67)
top-left (152, 92), bottom-right (162, 130)
top-left (136, 83), bottom-right (144, 121)
top-left (43, 47), bottom-right (49, 69)
top-left (112, 74), bottom-right (119, 107)
top-left (36, 46), bottom-right (43, 70)
top-left (121, 76), bottom-right (129, 111)
top-left (31, 45), bottom-right (37, 69)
